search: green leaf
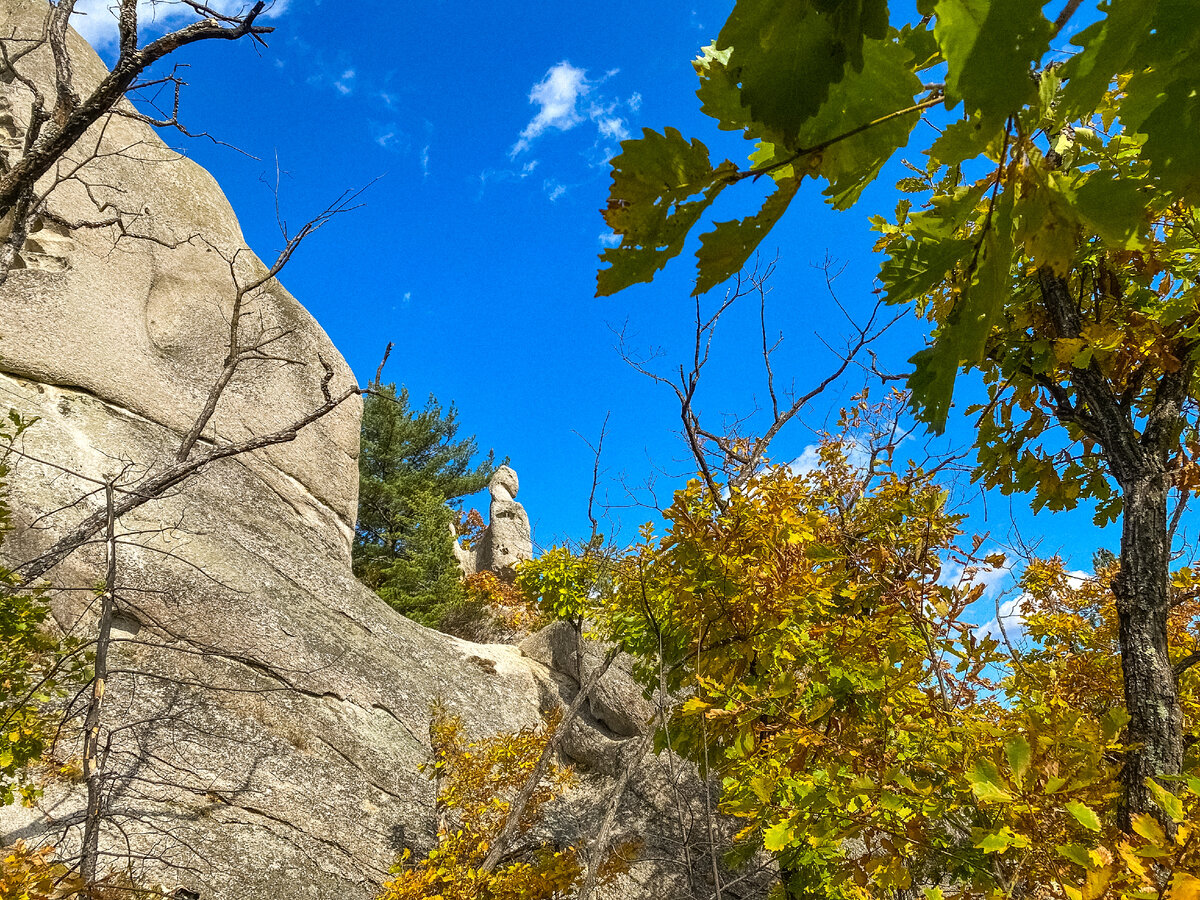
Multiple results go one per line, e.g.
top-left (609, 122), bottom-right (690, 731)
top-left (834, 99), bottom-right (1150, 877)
top-left (763, 818), bottom-right (795, 852)
top-left (749, 774), bottom-right (774, 803)
top-left (796, 34), bottom-right (924, 209)
top-left (1005, 735), bottom-right (1032, 783)
top-left (902, 22), bottom-right (942, 71)
top-left (597, 128), bottom-right (736, 296)
top-left (928, 114), bottom-right (1005, 166)
top-left (1057, 842), bottom-right (1093, 868)
top-left (1015, 171), bottom-right (1080, 275)
top-left (968, 758), bottom-right (1014, 803)
top-left (1068, 173), bottom-right (1148, 249)
top-left (879, 237), bottom-right (973, 306)
top-left (1146, 779), bottom-right (1186, 824)
top-left (1059, 0), bottom-right (1156, 122)
top-left (961, 182), bottom-right (1016, 363)
top-left (908, 346), bottom-right (959, 432)
top-left (1119, 2), bottom-right (1200, 201)
top-left (716, 0), bottom-right (849, 143)
top-left (1099, 706), bottom-right (1131, 742)
top-left (1065, 800), bottom-right (1102, 831)
top-left (976, 825), bottom-right (1030, 853)
top-left (694, 178), bottom-right (800, 295)
top-left (813, 0), bottom-right (891, 68)
top-left (1131, 72), bottom-right (1200, 202)
top-left (748, 139), bottom-right (795, 180)
top-left (910, 182), bottom-right (1015, 430)
top-left (695, 44), bottom-right (756, 134)
top-left (934, 0), bottom-right (1052, 119)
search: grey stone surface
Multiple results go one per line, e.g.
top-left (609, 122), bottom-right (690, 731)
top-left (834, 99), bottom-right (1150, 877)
top-left (0, 0), bottom-right (361, 561)
top-left (453, 465), bottom-right (533, 577)
top-left (521, 620), bottom-right (658, 741)
top-left (479, 467), bottom-right (533, 575)
top-left (490, 464), bottom-right (520, 502)
top-left (0, 3), bottom-right (775, 897)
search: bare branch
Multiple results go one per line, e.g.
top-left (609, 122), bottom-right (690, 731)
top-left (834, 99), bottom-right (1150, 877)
top-left (19, 386), bottom-right (359, 584)
top-left (478, 646), bottom-right (621, 875)
top-left (374, 341), bottom-right (394, 388)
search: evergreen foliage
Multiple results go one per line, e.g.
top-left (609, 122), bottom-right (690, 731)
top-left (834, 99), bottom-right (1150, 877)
top-left (353, 384), bottom-right (495, 629)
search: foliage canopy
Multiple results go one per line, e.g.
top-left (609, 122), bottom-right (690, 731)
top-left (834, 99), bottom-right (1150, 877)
top-left (595, 438), bottom-right (1200, 899)
top-left (353, 384), bottom-right (495, 628)
top-left (598, 0), bottom-right (1200, 843)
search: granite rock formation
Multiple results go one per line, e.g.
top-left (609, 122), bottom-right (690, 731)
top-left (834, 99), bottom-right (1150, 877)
top-left (451, 465), bottom-right (534, 579)
top-left (0, 4), bottom-right (763, 898)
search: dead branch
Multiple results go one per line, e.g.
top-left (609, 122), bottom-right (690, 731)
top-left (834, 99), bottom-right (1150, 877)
top-left (478, 645), bottom-right (621, 875)
top-left (617, 256), bottom-right (901, 504)
top-left (77, 478), bottom-right (116, 884)
top-left (0, 0), bottom-right (275, 284)
top-left (19, 385), bottom-right (358, 584)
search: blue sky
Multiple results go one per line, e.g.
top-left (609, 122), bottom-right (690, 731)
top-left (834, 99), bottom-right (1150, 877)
top-left (72, 1), bottom-right (1122, 622)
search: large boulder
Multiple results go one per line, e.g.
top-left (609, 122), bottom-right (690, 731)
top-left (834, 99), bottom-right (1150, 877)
top-left (0, 0), bottom-right (360, 559)
top-left (0, 4), bottom-right (763, 899)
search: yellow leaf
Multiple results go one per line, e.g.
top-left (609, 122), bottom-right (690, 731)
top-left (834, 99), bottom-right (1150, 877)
top-left (1168, 874), bottom-right (1200, 900)
top-left (1132, 813), bottom-right (1167, 847)
top-left (1083, 865), bottom-right (1114, 900)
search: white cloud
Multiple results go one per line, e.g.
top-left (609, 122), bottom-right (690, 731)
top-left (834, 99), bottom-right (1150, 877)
top-left (787, 440), bottom-right (872, 476)
top-left (71, 0), bottom-right (289, 50)
top-left (976, 593), bottom-right (1030, 642)
top-left (511, 61), bottom-right (591, 157)
top-left (544, 179), bottom-right (567, 202)
top-left (596, 116), bottom-right (630, 142)
top-left (510, 62), bottom-right (641, 163)
top-left (420, 145), bottom-right (430, 177)
top-left (599, 232), bottom-right (622, 246)
top-left (974, 568), bottom-right (1089, 643)
top-left (787, 445), bottom-right (823, 476)
top-left (334, 69), bottom-right (356, 95)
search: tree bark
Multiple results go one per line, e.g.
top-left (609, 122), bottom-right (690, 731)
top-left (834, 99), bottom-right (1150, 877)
top-left (1037, 268), bottom-right (1186, 832)
top-left (1114, 471), bottom-right (1184, 832)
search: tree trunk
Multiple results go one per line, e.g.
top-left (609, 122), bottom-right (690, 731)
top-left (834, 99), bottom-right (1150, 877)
top-left (1038, 268), bottom-right (1187, 832)
top-left (1114, 470), bottom-right (1184, 832)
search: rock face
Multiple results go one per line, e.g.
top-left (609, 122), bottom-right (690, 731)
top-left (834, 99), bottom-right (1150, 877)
top-left (0, 0), bottom-right (360, 558)
top-left (453, 465), bottom-right (534, 578)
top-left (0, 4), bottom-right (761, 899)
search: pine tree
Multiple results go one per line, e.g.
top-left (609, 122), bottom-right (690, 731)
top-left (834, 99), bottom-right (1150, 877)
top-left (353, 384), bottom-right (495, 628)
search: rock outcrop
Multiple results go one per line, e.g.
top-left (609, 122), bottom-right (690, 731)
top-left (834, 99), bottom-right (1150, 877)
top-left (452, 465), bottom-right (534, 578)
top-left (0, 4), bottom-right (763, 899)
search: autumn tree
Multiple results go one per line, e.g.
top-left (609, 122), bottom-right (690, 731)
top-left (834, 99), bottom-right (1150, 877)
top-left (597, 435), bottom-right (1200, 898)
top-left (0, 411), bottom-right (83, 809)
top-left (378, 706), bottom-right (634, 900)
top-left (597, 0), bottom-right (1200, 833)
